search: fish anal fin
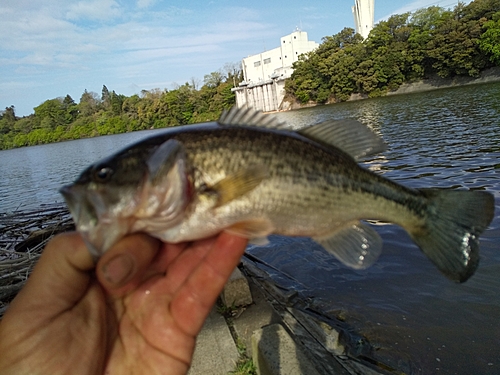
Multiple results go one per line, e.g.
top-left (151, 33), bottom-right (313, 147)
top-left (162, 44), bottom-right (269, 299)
top-left (225, 218), bottom-right (274, 241)
top-left (314, 222), bottom-right (383, 270)
top-left (212, 166), bottom-right (267, 207)
top-left (298, 119), bottom-right (386, 161)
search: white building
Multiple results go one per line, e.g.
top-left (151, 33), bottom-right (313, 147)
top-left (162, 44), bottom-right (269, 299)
top-left (352, 0), bottom-right (374, 39)
top-left (233, 29), bottom-right (319, 112)
top-left (242, 29), bottom-right (319, 84)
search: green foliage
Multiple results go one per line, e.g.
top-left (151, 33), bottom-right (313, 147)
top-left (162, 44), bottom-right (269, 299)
top-left (286, 0), bottom-right (500, 104)
top-left (479, 11), bottom-right (500, 65)
top-left (0, 63), bottom-right (243, 150)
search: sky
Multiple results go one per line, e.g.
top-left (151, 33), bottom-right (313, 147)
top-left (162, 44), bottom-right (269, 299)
top-left (1, 0), bottom-right (471, 117)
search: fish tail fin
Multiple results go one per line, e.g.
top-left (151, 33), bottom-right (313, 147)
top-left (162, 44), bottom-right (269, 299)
top-left (409, 189), bottom-right (494, 283)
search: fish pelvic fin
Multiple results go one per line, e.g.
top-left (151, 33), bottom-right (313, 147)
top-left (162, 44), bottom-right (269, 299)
top-left (212, 165), bottom-right (267, 207)
top-left (410, 189), bottom-right (495, 283)
top-left (313, 222), bottom-right (383, 270)
top-left (298, 119), bottom-right (386, 161)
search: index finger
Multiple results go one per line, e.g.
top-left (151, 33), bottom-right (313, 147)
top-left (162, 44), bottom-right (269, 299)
top-left (170, 232), bottom-right (248, 336)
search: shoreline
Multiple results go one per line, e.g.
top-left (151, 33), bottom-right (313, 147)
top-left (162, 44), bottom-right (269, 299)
top-left (279, 66), bottom-right (500, 111)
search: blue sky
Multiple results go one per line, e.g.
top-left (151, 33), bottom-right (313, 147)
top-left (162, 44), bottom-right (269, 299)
top-left (1, 0), bottom-right (470, 116)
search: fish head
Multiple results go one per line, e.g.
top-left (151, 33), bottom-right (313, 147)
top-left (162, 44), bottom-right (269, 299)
top-left (60, 139), bottom-right (189, 258)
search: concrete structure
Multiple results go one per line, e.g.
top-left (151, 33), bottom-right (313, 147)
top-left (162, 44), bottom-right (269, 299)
top-left (233, 29), bottom-right (319, 112)
top-left (188, 308), bottom-right (239, 375)
top-left (352, 0), bottom-right (374, 39)
top-left (252, 324), bottom-right (322, 375)
top-left (221, 268), bottom-right (253, 307)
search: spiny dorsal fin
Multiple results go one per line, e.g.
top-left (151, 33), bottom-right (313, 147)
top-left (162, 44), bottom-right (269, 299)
top-left (298, 119), bottom-right (386, 161)
top-left (218, 106), bottom-right (288, 129)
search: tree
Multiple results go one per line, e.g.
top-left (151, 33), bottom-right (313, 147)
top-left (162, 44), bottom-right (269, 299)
top-left (102, 85), bottom-right (111, 110)
top-left (203, 71), bottom-right (224, 89)
top-left (426, 1), bottom-right (498, 77)
top-left (78, 90), bottom-right (101, 117)
top-left (0, 106), bottom-right (16, 134)
top-left (34, 98), bottom-right (68, 130)
top-left (407, 6), bottom-right (450, 79)
top-left (110, 91), bottom-right (125, 116)
top-left (62, 94), bottom-right (78, 123)
top-left (479, 11), bottom-right (500, 65)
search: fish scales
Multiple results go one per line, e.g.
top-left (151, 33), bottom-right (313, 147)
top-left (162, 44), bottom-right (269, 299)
top-left (61, 108), bottom-right (495, 282)
top-left (172, 127), bottom-right (417, 234)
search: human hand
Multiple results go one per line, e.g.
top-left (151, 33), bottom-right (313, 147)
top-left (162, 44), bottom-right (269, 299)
top-left (0, 231), bottom-right (248, 375)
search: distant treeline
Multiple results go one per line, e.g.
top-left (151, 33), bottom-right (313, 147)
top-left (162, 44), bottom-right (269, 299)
top-left (286, 0), bottom-right (500, 103)
top-left (0, 66), bottom-right (242, 150)
top-left (2, 0), bottom-right (500, 150)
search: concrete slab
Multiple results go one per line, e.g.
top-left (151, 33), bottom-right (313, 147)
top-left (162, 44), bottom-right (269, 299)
top-left (188, 307), bottom-right (239, 375)
top-left (221, 267), bottom-right (253, 307)
top-left (252, 323), bottom-right (321, 375)
top-left (232, 278), bottom-right (281, 356)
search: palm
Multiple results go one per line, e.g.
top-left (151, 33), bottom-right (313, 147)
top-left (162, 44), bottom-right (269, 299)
top-left (0, 233), bottom-right (248, 375)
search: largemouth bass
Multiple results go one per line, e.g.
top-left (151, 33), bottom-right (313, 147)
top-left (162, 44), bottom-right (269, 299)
top-left (60, 107), bottom-right (495, 282)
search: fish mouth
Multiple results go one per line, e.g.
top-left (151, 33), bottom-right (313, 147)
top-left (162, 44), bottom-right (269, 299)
top-left (60, 184), bottom-right (124, 258)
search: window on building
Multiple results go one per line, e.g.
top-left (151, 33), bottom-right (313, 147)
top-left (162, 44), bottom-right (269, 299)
top-left (263, 58), bottom-right (271, 64)
top-left (294, 36), bottom-right (296, 39)
top-left (284, 55), bottom-right (287, 58)
top-left (283, 40), bottom-right (285, 43)
top-left (254, 61), bottom-right (261, 67)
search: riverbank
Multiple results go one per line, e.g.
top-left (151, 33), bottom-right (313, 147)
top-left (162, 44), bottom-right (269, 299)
top-left (280, 67), bottom-right (500, 111)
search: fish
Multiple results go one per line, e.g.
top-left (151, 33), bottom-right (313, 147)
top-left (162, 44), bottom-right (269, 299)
top-left (60, 107), bottom-right (495, 283)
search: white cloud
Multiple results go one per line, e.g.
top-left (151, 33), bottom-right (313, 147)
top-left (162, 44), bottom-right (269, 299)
top-left (0, 1), bottom-right (280, 115)
top-left (66, 0), bottom-right (121, 21)
top-left (137, 0), bottom-right (156, 9)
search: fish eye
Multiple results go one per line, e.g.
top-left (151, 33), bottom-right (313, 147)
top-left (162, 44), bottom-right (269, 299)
top-left (94, 166), bottom-right (114, 182)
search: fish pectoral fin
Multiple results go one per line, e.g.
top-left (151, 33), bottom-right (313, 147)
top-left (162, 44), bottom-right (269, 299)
top-left (314, 222), bottom-right (382, 270)
top-left (146, 139), bottom-right (186, 185)
top-left (212, 166), bottom-right (267, 207)
top-left (298, 119), bottom-right (386, 161)
top-left (225, 218), bottom-right (274, 240)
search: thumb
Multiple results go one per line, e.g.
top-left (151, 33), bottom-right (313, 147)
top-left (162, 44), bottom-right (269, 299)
top-left (96, 233), bottom-right (160, 297)
top-left (6, 232), bottom-right (96, 319)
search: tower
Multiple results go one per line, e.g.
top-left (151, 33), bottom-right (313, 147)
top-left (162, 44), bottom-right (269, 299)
top-left (352, 0), bottom-right (374, 39)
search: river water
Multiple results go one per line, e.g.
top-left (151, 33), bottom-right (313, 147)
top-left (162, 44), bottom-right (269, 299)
top-left (1, 82), bottom-right (499, 374)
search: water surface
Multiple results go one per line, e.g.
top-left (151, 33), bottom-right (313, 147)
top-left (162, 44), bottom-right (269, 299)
top-left (1, 82), bottom-right (499, 374)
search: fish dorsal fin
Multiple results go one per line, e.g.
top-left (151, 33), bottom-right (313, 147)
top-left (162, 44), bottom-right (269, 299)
top-left (218, 106), bottom-right (288, 130)
top-left (298, 119), bottom-right (386, 161)
top-left (211, 165), bottom-right (268, 207)
top-left (314, 222), bottom-right (383, 270)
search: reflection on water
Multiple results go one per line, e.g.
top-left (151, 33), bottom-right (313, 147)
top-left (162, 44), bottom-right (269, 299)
top-left (1, 82), bottom-right (499, 374)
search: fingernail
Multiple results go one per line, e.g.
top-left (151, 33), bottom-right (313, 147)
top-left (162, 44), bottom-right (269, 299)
top-left (102, 254), bottom-right (134, 286)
